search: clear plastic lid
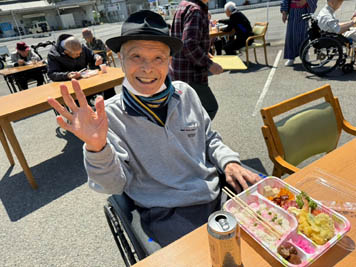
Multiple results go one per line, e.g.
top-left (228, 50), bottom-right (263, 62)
top-left (295, 168), bottom-right (356, 251)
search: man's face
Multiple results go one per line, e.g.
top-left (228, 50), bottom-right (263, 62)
top-left (225, 9), bottom-right (232, 17)
top-left (119, 40), bottom-right (171, 96)
top-left (84, 35), bottom-right (93, 43)
top-left (18, 49), bottom-right (29, 57)
top-left (330, 0), bottom-right (344, 10)
top-left (64, 47), bottom-right (82, 59)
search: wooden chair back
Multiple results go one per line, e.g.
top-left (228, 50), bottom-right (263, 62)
top-left (260, 84), bottom-right (356, 177)
top-left (107, 50), bottom-right (116, 67)
top-left (244, 22), bottom-right (269, 66)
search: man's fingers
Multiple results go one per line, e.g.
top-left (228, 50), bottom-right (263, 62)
top-left (48, 97), bottom-right (74, 121)
top-left (236, 175), bottom-right (249, 190)
top-left (71, 79), bottom-right (88, 108)
top-left (226, 176), bottom-right (242, 194)
top-left (56, 116), bottom-right (73, 133)
top-left (60, 84), bottom-right (78, 112)
top-left (95, 95), bottom-right (106, 119)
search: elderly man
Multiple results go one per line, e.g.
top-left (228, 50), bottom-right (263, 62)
top-left (10, 42), bottom-right (44, 90)
top-left (170, 0), bottom-right (223, 121)
top-left (48, 10), bottom-right (260, 247)
top-left (82, 28), bottom-right (108, 61)
top-left (215, 1), bottom-right (254, 55)
top-left (47, 34), bottom-right (115, 99)
top-left (317, 0), bottom-right (356, 41)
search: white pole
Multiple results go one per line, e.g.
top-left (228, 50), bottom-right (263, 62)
top-left (266, 0), bottom-right (269, 40)
top-left (156, 0), bottom-right (159, 8)
top-left (11, 11), bottom-right (22, 39)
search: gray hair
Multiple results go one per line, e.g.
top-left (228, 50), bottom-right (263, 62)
top-left (224, 1), bottom-right (237, 12)
top-left (63, 37), bottom-right (82, 52)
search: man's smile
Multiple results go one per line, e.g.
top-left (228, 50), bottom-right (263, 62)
top-left (136, 77), bottom-right (157, 84)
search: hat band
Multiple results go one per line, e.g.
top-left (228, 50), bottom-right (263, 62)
top-left (123, 27), bottom-right (169, 37)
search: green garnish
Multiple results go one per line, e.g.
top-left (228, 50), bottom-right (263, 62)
top-left (271, 215), bottom-right (277, 222)
top-left (268, 211), bottom-right (272, 215)
top-left (254, 223), bottom-right (258, 227)
top-left (296, 191), bottom-right (317, 211)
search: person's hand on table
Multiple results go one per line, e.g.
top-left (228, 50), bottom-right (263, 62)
top-left (95, 55), bottom-right (103, 66)
top-left (282, 11), bottom-right (288, 24)
top-left (47, 79), bottom-right (108, 152)
top-left (18, 59), bottom-right (25, 66)
top-left (209, 62), bottom-right (223, 75)
top-left (224, 162), bottom-right (261, 193)
top-left (67, 72), bottom-right (81, 80)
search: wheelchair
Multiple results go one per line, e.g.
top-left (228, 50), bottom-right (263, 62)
top-left (300, 13), bottom-right (355, 76)
top-left (103, 164), bottom-right (266, 266)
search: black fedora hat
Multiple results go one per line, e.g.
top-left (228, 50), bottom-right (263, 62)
top-left (106, 10), bottom-right (183, 55)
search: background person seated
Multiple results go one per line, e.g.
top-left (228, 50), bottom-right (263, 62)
top-left (82, 28), bottom-right (108, 62)
top-left (214, 1), bottom-right (254, 55)
top-left (47, 34), bottom-right (116, 100)
top-left (10, 42), bottom-right (44, 90)
top-left (48, 10), bottom-right (260, 248)
top-left (317, 0), bottom-right (356, 41)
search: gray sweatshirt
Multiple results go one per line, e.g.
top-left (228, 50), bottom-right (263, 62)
top-left (84, 81), bottom-right (240, 208)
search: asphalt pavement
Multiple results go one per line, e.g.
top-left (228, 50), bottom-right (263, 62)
top-left (1, 2), bottom-right (356, 266)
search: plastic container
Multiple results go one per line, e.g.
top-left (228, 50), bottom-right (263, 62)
top-left (223, 175), bottom-right (351, 267)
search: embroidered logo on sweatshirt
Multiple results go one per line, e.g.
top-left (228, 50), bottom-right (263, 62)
top-left (180, 122), bottom-right (198, 137)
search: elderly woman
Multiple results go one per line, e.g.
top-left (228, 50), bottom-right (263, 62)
top-left (48, 10), bottom-right (260, 247)
top-left (281, 0), bottom-right (317, 66)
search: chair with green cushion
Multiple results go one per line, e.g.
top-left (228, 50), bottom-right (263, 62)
top-left (242, 22), bottom-right (269, 66)
top-left (260, 84), bottom-right (356, 177)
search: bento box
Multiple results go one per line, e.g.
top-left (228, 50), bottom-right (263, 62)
top-left (223, 176), bottom-right (351, 267)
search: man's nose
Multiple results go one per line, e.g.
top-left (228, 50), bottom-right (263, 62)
top-left (141, 59), bottom-right (153, 72)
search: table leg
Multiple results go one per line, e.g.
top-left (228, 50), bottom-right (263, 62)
top-left (0, 124), bottom-right (14, 165)
top-left (3, 76), bottom-right (14, 94)
top-left (0, 118), bottom-right (38, 189)
top-left (7, 76), bottom-right (18, 93)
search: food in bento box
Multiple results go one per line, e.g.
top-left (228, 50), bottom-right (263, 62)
top-left (232, 202), bottom-right (291, 245)
top-left (263, 186), bottom-right (298, 210)
top-left (292, 235), bottom-right (316, 254)
top-left (296, 191), bottom-right (317, 212)
top-left (278, 243), bottom-right (302, 265)
top-left (288, 196), bottom-right (335, 245)
top-left (263, 185), bottom-right (280, 197)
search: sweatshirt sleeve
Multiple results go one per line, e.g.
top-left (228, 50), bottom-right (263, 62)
top-left (84, 137), bottom-right (129, 194)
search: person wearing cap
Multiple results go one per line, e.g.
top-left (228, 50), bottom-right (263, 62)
top-left (214, 1), bottom-right (254, 55)
top-left (48, 10), bottom-right (260, 247)
top-left (47, 34), bottom-right (115, 99)
top-left (82, 28), bottom-right (108, 61)
top-left (10, 42), bottom-right (44, 90)
top-left (170, 0), bottom-right (223, 121)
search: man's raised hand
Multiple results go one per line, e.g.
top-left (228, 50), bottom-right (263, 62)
top-left (47, 79), bottom-right (108, 152)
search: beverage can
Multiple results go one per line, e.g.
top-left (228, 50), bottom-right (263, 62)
top-left (207, 210), bottom-right (242, 267)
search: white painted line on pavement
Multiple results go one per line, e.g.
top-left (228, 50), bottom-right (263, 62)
top-left (252, 49), bottom-right (282, 117)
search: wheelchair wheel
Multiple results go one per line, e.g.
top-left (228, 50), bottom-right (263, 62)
top-left (301, 37), bottom-right (343, 76)
top-left (104, 204), bottom-right (138, 266)
top-left (342, 63), bottom-right (354, 73)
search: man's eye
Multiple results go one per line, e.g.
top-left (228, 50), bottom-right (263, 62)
top-left (155, 57), bottom-right (163, 63)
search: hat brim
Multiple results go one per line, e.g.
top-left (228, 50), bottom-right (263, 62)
top-left (106, 35), bottom-right (183, 56)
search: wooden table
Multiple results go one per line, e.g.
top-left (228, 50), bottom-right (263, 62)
top-left (133, 139), bottom-right (356, 266)
top-left (0, 62), bottom-right (47, 93)
top-left (0, 67), bottom-right (125, 189)
top-left (209, 28), bottom-right (235, 39)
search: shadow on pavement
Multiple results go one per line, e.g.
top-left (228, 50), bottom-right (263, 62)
top-left (292, 63), bottom-right (356, 81)
top-left (0, 129), bottom-right (87, 222)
